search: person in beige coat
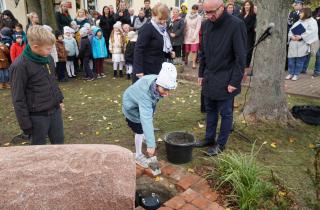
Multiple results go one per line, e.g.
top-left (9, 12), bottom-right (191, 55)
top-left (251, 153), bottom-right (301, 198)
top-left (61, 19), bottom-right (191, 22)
top-left (184, 4), bottom-right (202, 69)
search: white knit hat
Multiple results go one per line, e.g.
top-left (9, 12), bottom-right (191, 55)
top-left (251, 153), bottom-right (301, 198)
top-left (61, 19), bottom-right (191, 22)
top-left (128, 31), bottom-right (138, 42)
top-left (42, 25), bottom-right (53, 32)
top-left (79, 27), bottom-right (88, 37)
top-left (63, 26), bottom-right (73, 34)
top-left (156, 62), bottom-right (177, 90)
top-left (113, 21), bottom-right (122, 29)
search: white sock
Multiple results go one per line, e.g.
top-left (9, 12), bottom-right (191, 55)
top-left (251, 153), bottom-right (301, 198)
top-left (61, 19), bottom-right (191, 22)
top-left (66, 61), bottom-right (72, 77)
top-left (113, 62), bottom-right (119, 70)
top-left (119, 61), bottom-right (124, 70)
top-left (135, 134), bottom-right (143, 158)
top-left (70, 63), bottom-right (75, 76)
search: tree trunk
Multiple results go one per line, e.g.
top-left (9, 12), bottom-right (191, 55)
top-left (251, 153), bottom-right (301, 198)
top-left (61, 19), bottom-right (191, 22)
top-left (40, 0), bottom-right (57, 31)
top-left (243, 0), bottom-right (293, 123)
top-left (25, 0), bottom-right (42, 24)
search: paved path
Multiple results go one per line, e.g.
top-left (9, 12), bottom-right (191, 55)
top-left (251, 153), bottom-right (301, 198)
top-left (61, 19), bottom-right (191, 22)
top-left (177, 65), bottom-right (320, 99)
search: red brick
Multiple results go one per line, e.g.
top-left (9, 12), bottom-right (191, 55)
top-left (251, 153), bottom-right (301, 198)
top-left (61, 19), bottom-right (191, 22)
top-left (164, 196), bottom-right (186, 209)
top-left (180, 203), bottom-right (199, 210)
top-left (159, 160), bottom-right (168, 169)
top-left (180, 188), bottom-right (201, 203)
top-left (204, 202), bottom-right (225, 210)
top-left (136, 165), bottom-right (145, 177)
top-left (203, 191), bottom-right (218, 202)
top-left (191, 196), bottom-right (212, 209)
top-left (158, 207), bottom-right (173, 210)
top-left (169, 168), bottom-right (187, 183)
top-left (190, 179), bottom-right (211, 194)
top-left (162, 165), bottom-right (177, 176)
top-left (176, 175), bottom-right (201, 191)
top-left (144, 168), bottom-right (156, 178)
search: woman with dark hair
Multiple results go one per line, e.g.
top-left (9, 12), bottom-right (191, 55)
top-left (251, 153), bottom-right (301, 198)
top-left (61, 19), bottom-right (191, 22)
top-left (240, 0), bottom-right (256, 68)
top-left (99, 6), bottom-right (115, 58)
top-left (0, 10), bottom-right (18, 30)
top-left (184, 4), bottom-right (202, 69)
top-left (287, 7), bottom-right (318, 81)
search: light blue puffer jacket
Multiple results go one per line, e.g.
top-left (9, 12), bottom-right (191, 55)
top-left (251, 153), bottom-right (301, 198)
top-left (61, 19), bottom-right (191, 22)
top-left (91, 27), bottom-right (108, 59)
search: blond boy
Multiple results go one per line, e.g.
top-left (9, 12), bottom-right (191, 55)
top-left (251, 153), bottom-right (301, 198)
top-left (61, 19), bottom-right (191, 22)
top-left (10, 25), bottom-right (65, 145)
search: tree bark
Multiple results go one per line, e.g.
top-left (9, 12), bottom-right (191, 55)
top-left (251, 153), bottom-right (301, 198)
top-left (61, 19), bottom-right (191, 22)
top-left (25, 0), bottom-right (42, 24)
top-left (40, 0), bottom-right (58, 31)
top-left (243, 0), bottom-right (293, 123)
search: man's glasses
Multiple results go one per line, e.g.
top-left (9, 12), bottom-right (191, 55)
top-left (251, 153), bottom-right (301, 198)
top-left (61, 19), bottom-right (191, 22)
top-left (205, 4), bottom-right (224, 16)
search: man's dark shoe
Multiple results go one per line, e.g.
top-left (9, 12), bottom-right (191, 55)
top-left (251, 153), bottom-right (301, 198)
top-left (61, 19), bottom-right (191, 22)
top-left (194, 140), bottom-right (215, 148)
top-left (312, 73), bottom-right (320, 77)
top-left (205, 145), bottom-right (224, 156)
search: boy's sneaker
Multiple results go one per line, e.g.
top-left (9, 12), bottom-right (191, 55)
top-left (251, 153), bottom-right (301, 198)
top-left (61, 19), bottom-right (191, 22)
top-left (101, 73), bottom-right (106, 78)
top-left (87, 78), bottom-right (95, 81)
top-left (291, 75), bottom-right (298, 81)
top-left (135, 154), bottom-right (149, 168)
top-left (97, 75), bottom-right (101, 79)
top-left (285, 74), bottom-right (293, 80)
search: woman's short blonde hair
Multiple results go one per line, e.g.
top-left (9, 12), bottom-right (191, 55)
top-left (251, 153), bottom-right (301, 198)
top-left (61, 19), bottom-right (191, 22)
top-left (152, 3), bottom-right (170, 20)
top-left (27, 12), bottom-right (38, 21)
top-left (27, 25), bottom-right (55, 46)
top-left (76, 9), bottom-right (86, 17)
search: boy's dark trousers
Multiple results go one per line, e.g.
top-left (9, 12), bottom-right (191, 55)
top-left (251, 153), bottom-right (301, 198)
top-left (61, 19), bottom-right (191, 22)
top-left (29, 108), bottom-right (64, 145)
top-left (56, 61), bottom-right (67, 81)
top-left (83, 57), bottom-right (93, 78)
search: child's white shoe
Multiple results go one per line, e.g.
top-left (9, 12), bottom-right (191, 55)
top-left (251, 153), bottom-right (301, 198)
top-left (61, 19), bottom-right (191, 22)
top-left (291, 75), bottom-right (298, 81)
top-left (135, 154), bottom-right (149, 168)
top-left (285, 74), bottom-right (293, 80)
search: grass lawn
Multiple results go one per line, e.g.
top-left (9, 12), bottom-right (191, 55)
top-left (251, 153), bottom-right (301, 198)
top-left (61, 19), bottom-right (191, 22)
top-left (0, 64), bottom-right (319, 208)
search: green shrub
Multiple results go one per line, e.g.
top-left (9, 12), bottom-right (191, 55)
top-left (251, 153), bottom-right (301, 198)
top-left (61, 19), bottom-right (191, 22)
top-left (208, 143), bottom-right (276, 210)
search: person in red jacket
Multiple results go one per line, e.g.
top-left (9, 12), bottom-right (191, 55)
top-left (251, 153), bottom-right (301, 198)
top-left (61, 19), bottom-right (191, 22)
top-left (10, 34), bottom-right (26, 62)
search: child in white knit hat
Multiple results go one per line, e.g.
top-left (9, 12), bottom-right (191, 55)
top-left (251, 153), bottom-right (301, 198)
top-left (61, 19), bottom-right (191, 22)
top-left (109, 21), bottom-right (126, 78)
top-left (122, 62), bottom-right (177, 168)
top-left (63, 26), bottom-right (79, 78)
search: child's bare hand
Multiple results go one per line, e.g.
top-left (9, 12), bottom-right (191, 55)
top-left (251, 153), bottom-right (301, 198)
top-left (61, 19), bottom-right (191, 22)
top-left (60, 103), bottom-right (65, 111)
top-left (147, 148), bottom-right (155, 157)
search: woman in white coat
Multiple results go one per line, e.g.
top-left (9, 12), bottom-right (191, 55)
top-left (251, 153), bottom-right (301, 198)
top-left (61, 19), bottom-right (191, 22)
top-left (287, 7), bottom-right (319, 81)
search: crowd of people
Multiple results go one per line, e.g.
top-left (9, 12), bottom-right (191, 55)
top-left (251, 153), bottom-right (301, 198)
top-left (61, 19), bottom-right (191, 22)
top-left (0, 0), bottom-right (319, 163)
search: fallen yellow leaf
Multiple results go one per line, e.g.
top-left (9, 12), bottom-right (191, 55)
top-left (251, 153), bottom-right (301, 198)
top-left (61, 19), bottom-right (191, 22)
top-left (95, 131), bottom-right (100, 135)
top-left (172, 101), bottom-right (176, 104)
top-left (157, 138), bottom-right (163, 142)
top-left (106, 127), bottom-right (111, 130)
top-left (80, 132), bottom-right (84, 135)
top-left (198, 122), bottom-right (204, 128)
top-left (187, 168), bottom-right (195, 173)
top-left (289, 137), bottom-right (295, 143)
top-left (3, 143), bottom-right (10, 146)
top-left (278, 191), bottom-right (286, 197)
top-left (21, 142), bottom-right (28, 145)
top-left (309, 143), bottom-right (316, 149)
top-left (155, 176), bottom-right (161, 182)
top-left (270, 142), bottom-right (277, 148)
top-left (114, 140), bottom-right (120, 142)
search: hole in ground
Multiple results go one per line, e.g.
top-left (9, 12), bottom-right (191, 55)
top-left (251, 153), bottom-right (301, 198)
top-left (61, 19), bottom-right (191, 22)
top-left (135, 175), bottom-right (179, 209)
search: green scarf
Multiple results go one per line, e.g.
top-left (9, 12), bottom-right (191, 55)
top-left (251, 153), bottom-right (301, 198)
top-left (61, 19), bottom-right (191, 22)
top-left (22, 44), bottom-right (50, 64)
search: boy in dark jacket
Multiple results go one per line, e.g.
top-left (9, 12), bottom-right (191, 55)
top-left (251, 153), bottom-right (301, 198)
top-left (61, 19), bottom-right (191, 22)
top-left (10, 25), bottom-right (65, 145)
top-left (79, 27), bottom-right (94, 81)
top-left (125, 31), bottom-right (137, 80)
top-left (55, 30), bottom-right (68, 82)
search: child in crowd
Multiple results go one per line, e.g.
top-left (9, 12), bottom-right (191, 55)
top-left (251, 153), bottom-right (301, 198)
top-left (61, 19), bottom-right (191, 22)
top-left (122, 62), bottom-right (177, 167)
top-left (92, 26), bottom-right (108, 78)
top-left (10, 34), bottom-right (26, 62)
top-left (122, 23), bottom-right (131, 44)
top-left (55, 30), bottom-right (68, 82)
top-left (63, 26), bottom-right (78, 78)
top-left (0, 41), bottom-right (10, 89)
top-left (42, 25), bottom-right (59, 66)
top-left (0, 27), bottom-right (13, 48)
top-left (109, 21), bottom-right (126, 78)
top-left (71, 21), bottom-right (81, 45)
top-left (12, 23), bottom-right (27, 43)
top-left (79, 27), bottom-right (94, 81)
top-left (10, 25), bottom-right (64, 145)
top-left (124, 31), bottom-right (137, 80)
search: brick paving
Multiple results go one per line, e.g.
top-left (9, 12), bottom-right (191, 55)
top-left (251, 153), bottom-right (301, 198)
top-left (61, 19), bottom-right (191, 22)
top-left (177, 65), bottom-right (320, 99)
top-left (135, 160), bottom-right (225, 210)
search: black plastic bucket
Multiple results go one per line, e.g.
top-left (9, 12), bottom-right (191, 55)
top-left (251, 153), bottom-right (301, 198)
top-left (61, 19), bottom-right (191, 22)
top-left (164, 132), bottom-right (195, 164)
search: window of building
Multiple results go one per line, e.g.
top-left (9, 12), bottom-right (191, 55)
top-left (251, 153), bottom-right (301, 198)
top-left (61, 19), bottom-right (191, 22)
top-left (0, 0), bottom-right (6, 12)
top-left (175, 0), bottom-right (185, 7)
